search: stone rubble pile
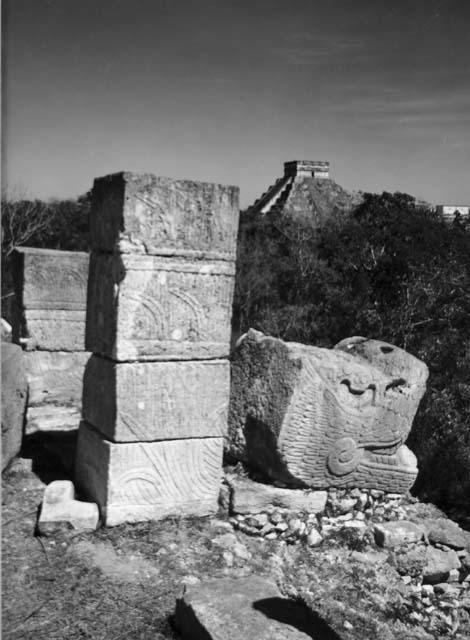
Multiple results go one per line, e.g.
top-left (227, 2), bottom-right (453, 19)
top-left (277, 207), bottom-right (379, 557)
top-left (219, 473), bottom-right (470, 635)
top-left (225, 478), bottom-right (415, 546)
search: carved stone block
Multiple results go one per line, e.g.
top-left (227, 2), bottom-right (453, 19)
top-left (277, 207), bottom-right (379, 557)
top-left (25, 351), bottom-right (90, 406)
top-left (86, 253), bottom-right (235, 361)
top-left (12, 248), bottom-right (89, 349)
top-left (82, 356), bottom-right (229, 442)
top-left (228, 330), bottom-right (429, 493)
top-left (75, 422), bottom-right (223, 525)
top-left (90, 172), bottom-right (239, 260)
top-left (13, 247), bottom-right (89, 311)
top-left (22, 309), bottom-right (86, 351)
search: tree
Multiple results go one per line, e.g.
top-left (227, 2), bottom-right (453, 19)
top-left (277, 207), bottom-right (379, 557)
top-left (1, 190), bottom-right (55, 258)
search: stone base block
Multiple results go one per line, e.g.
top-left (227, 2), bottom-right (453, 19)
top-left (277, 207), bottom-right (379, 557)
top-left (75, 422), bottom-right (223, 526)
top-left (83, 356), bottom-right (229, 442)
top-left (226, 475), bottom-right (327, 515)
top-left (25, 351), bottom-right (90, 406)
top-left (22, 309), bottom-right (86, 351)
top-left (26, 405), bottom-right (81, 435)
top-left (86, 253), bottom-right (235, 361)
top-left (38, 480), bottom-right (99, 535)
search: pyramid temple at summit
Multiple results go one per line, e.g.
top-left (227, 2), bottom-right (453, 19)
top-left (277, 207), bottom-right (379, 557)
top-left (247, 160), bottom-right (362, 224)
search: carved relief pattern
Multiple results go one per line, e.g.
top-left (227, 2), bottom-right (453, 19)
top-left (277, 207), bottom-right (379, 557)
top-left (114, 361), bottom-right (229, 441)
top-left (24, 255), bottom-right (89, 310)
top-left (27, 312), bottom-right (86, 351)
top-left (235, 332), bottom-right (428, 493)
top-left (281, 348), bottom-right (422, 491)
top-left (112, 437), bottom-right (222, 508)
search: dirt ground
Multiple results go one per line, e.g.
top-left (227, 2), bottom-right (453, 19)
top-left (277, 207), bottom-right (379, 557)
top-left (2, 438), bottom-right (470, 640)
top-left (1, 441), bottom-right (276, 640)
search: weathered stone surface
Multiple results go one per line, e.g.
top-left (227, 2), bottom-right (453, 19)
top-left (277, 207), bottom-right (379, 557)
top-left (86, 253), bottom-right (235, 361)
top-left (12, 248), bottom-right (89, 349)
top-left (424, 518), bottom-right (468, 550)
top-left (25, 405), bottom-right (82, 435)
top-left (228, 330), bottom-right (427, 492)
top-left (175, 576), bottom-right (312, 640)
top-left (83, 356), bottom-right (229, 441)
top-left (38, 480), bottom-right (99, 535)
top-left (75, 422), bottom-right (223, 526)
top-left (391, 545), bottom-right (427, 577)
top-left (1, 343), bottom-right (27, 470)
top-left (374, 521), bottom-right (425, 548)
top-left (90, 172), bottom-right (239, 260)
top-left (423, 547), bottom-right (461, 584)
top-left (13, 247), bottom-right (89, 311)
top-left (227, 475), bottom-right (327, 515)
top-left (21, 309), bottom-right (86, 351)
top-left (25, 351), bottom-right (90, 407)
top-left (334, 336), bottom-right (429, 421)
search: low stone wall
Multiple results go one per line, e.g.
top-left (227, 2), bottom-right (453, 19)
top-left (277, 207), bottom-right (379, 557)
top-left (12, 247), bottom-right (91, 435)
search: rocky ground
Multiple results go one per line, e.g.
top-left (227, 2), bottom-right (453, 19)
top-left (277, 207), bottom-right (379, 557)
top-left (2, 448), bottom-right (470, 640)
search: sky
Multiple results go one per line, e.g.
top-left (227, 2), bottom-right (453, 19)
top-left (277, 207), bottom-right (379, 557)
top-left (2, 0), bottom-right (470, 207)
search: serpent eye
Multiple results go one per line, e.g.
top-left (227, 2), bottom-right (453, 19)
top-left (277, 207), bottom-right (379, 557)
top-left (380, 346), bottom-right (394, 354)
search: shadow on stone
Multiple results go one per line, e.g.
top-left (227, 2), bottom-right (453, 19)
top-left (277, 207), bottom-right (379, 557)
top-left (253, 597), bottom-right (342, 640)
top-left (21, 430), bottom-right (77, 484)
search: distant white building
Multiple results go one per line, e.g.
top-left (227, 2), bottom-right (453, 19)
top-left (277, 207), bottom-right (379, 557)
top-left (436, 204), bottom-right (470, 223)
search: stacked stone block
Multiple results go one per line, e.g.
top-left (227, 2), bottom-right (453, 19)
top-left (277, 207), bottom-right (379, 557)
top-left (12, 248), bottom-right (90, 433)
top-left (75, 172), bottom-right (239, 525)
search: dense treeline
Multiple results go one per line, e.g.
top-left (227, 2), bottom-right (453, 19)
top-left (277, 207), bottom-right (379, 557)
top-left (234, 192), bottom-right (470, 513)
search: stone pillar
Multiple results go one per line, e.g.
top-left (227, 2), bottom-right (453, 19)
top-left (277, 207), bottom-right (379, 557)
top-left (75, 172), bottom-right (239, 525)
top-left (12, 248), bottom-right (90, 434)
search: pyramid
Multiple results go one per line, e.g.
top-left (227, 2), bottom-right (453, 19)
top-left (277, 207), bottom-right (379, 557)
top-left (247, 160), bottom-right (361, 224)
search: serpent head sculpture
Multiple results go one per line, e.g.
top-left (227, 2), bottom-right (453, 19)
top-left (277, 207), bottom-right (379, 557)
top-left (228, 330), bottom-right (429, 492)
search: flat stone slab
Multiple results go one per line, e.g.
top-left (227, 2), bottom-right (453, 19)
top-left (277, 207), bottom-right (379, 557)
top-left (86, 253), bottom-right (235, 361)
top-left (38, 480), bottom-right (99, 535)
top-left (75, 422), bottom-right (223, 526)
top-left (374, 521), bottom-right (425, 548)
top-left (26, 404), bottom-right (82, 435)
top-left (175, 576), bottom-right (315, 640)
top-left (83, 356), bottom-right (229, 442)
top-left (90, 172), bottom-right (239, 261)
top-left (227, 475), bottom-right (327, 515)
top-left (25, 350), bottom-right (90, 406)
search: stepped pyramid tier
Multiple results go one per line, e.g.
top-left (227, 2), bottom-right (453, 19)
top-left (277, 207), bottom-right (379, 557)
top-left (247, 160), bottom-right (362, 224)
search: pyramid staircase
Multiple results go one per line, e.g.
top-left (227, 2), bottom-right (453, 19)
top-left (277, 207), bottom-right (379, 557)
top-left (248, 160), bottom-right (331, 216)
top-left (249, 176), bottom-right (294, 215)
